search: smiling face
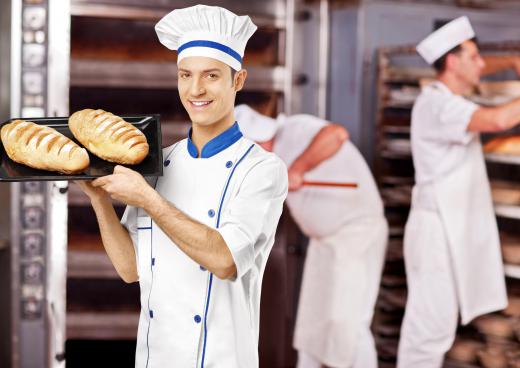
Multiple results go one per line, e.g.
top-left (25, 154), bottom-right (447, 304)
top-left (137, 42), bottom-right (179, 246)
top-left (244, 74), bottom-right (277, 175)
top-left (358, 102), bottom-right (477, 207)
top-left (177, 56), bottom-right (246, 131)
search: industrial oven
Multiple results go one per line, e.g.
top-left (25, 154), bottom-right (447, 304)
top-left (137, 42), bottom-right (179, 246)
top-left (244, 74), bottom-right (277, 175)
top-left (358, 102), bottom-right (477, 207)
top-left (0, 0), bottom-right (70, 367)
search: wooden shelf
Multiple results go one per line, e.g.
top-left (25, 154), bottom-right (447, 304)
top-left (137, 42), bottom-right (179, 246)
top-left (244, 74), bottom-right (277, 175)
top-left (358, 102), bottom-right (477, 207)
top-left (380, 149), bottom-right (412, 160)
top-left (486, 153), bottom-right (520, 165)
top-left (504, 263), bottom-right (520, 279)
top-left (443, 359), bottom-right (480, 368)
top-left (381, 125), bottom-right (411, 134)
top-left (70, 2), bottom-right (286, 29)
top-left (71, 59), bottom-right (287, 92)
top-left (68, 249), bottom-right (120, 279)
top-left (381, 66), bottom-right (434, 84)
top-left (67, 311), bottom-right (139, 340)
top-left (389, 226), bottom-right (404, 237)
top-left (68, 231), bottom-right (120, 279)
top-left (495, 204), bottom-right (520, 220)
top-left (379, 176), bottom-right (414, 186)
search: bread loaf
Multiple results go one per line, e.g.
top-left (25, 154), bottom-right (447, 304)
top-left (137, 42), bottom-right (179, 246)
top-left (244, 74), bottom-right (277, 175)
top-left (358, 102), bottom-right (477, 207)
top-left (484, 135), bottom-right (520, 155)
top-left (69, 109), bottom-right (149, 165)
top-left (0, 120), bottom-right (89, 174)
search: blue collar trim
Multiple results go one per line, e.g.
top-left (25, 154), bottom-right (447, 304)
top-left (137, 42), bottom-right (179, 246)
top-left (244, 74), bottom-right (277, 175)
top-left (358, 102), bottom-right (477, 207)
top-left (178, 40), bottom-right (242, 64)
top-left (187, 122), bottom-right (243, 158)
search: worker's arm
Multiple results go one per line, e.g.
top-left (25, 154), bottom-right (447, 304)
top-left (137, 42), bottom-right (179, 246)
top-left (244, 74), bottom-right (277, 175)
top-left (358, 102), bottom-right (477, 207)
top-left (92, 166), bottom-right (236, 280)
top-left (481, 55), bottom-right (520, 77)
top-left (288, 124), bottom-right (349, 191)
top-left (75, 181), bottom-right (139, 283)
top-left (468, 97), bottom-right (520, 132)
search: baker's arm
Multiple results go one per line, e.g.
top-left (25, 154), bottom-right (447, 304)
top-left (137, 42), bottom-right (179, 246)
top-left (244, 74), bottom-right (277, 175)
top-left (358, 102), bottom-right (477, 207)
top-left (288, 124), bottom-right (349, 190)
top-left (481, 55), bottom-right (520, 77)
top-left (75, 181), bottom-right (139, 283)
top-left (92, 166), bottom-right (236, 280)
top-left (468, 97), bottom-right (520, 132)
top-left (143, 189), bottom-right (236, 279)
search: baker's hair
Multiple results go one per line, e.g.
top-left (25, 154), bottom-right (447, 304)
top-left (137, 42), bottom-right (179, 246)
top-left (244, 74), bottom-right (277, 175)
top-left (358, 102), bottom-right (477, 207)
top-left (432, 37), bottom-right (478, 73)
top-left (230, 67), bottom-right (236, 85)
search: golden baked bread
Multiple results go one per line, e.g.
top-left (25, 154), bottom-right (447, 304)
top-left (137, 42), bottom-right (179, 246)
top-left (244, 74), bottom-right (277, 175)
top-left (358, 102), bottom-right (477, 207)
top-left (478, 81), bottom-right (520, 99)
top-left (446, 338), bottom-right (483, 363)
top-left (0, 120), bottom-right (89, 174)
top-left (503, 297), bottom-right (520, 317)
top-left (484, 135), bottom-right (520, 155)
top-left (491, 181), bottom-right (520, 206)
top-left (69, 109), bottom-right (149, 165)
top-left (473, 315), bottom-right (515, 339)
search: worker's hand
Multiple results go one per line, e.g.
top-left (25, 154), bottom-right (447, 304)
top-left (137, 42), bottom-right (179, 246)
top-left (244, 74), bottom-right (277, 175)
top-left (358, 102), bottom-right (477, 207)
top-left (514, 57), bottom-right (520, 77)
top-left (92, 165), bottom-right (153, 207)
top-left (74, 180), bottom-right (110, 203)
top-left (287, 167), bottom-right (304, 192)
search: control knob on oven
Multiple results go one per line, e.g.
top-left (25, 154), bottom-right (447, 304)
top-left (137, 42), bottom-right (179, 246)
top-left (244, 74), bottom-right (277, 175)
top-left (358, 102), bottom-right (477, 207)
top-left (22, 262), bottom-right (43, 283)
top-left (23, 7), bottom-right (46, 30)
top-left (22, 233), bottom-right (43, 257)
top-left (23, 207), bottom-right (44, 229)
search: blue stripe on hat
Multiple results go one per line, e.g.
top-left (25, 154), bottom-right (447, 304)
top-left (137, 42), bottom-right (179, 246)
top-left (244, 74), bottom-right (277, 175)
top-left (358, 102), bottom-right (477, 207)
top-left (178, 40), bottom-right (242, 64)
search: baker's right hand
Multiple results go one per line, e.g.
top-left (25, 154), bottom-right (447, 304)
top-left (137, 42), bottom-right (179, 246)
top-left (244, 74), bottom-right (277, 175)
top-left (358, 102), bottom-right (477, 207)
top-left (74, 180), bottom-right (109, 202)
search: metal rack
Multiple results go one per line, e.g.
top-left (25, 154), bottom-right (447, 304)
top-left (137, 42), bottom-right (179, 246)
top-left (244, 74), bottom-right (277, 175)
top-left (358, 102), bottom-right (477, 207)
top-left (374, 41), bottom-right (520, 367)
top-left (0, 1), bottom-right (70, 367)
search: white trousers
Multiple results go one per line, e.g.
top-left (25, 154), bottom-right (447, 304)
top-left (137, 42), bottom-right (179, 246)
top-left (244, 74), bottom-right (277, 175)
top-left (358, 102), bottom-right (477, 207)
top-left (297, 322), bottom-right (377, 368)
top-left (295, 217), bottom-right (387, 368)
top-left (397, 208), bottom-right (459, 368)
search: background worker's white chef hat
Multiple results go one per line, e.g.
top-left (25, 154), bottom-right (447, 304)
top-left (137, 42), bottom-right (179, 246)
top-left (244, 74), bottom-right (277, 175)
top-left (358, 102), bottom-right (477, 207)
top-left (416, 16), bottom-right (475, 65)
top-left (235, 104), bottom-right (280, 142)
top-left (155, 5), bottom-right (257, 71)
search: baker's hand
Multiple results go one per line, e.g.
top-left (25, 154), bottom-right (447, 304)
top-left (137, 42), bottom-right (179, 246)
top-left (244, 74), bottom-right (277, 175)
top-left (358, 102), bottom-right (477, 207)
top-left (74, 180), bottom-right (110, 202)
top-left (92, 165), bottom-right (153, 207)
top-left (514, 57), bottom-right (520, 77)
top-left (287, 167), bottom-right (304, 192)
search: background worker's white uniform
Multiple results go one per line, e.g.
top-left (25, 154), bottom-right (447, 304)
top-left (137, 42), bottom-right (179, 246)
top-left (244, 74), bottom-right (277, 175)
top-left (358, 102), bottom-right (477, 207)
top-left (121, 123), bottom-right (288, 368)
top-left (397, 81), bottom-right (507, 367)
top-left (273, 115), bottom-right (388, 368)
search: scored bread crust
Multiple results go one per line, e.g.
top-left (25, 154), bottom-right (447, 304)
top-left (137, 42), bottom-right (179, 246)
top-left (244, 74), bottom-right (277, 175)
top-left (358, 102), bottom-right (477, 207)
top-left (0, 120), bottom-right (90, 174)
top-left (69, 109), bottom-right (149, 165)
top-left (484, 135), bottom-right (520, 155)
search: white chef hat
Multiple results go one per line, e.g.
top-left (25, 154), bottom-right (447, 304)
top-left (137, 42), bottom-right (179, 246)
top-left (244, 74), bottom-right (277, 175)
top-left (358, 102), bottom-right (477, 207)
top-left (416, 16), bottom-right (475, 65)
top-left (235, 104), bottom-right (280, 142)
top-left (155, 5), bottom-right (257, 71)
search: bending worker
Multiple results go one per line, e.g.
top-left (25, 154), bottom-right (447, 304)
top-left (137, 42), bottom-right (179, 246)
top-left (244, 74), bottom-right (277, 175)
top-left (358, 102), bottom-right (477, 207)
top-left (235, 105), bottom-right (388, 368)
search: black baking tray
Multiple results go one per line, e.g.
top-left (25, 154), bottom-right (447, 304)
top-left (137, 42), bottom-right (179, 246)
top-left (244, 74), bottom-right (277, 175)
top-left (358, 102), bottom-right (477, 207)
top-left (0, 115), bottom-right (163, 181)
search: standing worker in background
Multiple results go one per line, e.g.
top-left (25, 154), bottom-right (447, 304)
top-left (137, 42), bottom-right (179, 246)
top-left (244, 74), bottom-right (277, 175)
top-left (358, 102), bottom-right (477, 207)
top-left (398, 16), bottom-right (520, 367)
top-left (235, 105), bottom-right (388, 368)
top-left (76, 5), bottom-right (288, 368)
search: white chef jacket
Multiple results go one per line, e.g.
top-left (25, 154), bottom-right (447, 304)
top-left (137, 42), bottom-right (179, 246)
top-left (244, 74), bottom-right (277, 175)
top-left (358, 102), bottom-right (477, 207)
top-left (273, 115), bottom-right (384, 238)
top-left (411, 81), bottom-right (479, 185)
top-left (121, 122), bottom-right (288, 368)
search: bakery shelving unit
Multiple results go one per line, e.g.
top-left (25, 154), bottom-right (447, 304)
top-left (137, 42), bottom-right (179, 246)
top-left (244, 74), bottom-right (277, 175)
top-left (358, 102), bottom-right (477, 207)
top-left (374, 45), bottom-right (422, 368)
top-left (374, 41), bottom-right (520, 368)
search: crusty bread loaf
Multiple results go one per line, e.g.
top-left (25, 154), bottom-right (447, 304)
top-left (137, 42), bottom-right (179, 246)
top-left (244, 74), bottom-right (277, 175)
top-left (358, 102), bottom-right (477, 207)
top-left (69, 109), bottom-right (149, 165)
top-left (0, 120), bottom-right (89, 174)
top-left (484, 135), bottom-right (520, 155)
